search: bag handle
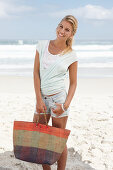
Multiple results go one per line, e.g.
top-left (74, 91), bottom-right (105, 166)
top-left (36, 109), bottom-right (48, 126)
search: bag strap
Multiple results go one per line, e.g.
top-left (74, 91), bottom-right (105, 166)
top-left (36, 110), bottom-right (48, 126)
top-left (43, 110), bottom-right (48, 125)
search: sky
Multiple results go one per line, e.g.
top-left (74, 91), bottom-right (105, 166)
top-left (0, 0), bottom-right (113, 40)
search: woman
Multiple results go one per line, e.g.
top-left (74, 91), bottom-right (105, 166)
top-left (33, 15), bottom-right (78, 170)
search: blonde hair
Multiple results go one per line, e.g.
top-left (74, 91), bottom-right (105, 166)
top-left (59, 15), bottom-right (78, 55)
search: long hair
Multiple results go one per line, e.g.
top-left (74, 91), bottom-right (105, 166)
top-left (59, 15), bottom-right (78, 55)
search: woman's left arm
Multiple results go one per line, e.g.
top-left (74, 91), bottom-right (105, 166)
top-left (63, 61), bottom-right (78, 110)
top-left (52, 61), bottom-right (78, 116)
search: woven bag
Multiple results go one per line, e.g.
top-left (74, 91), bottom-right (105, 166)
top-left (13, 113), bottom-right (70, 165)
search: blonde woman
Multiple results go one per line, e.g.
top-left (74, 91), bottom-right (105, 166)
top-left (33, 15), bottom-right (78, 170)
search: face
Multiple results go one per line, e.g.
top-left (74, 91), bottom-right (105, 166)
top-left (56, 20), bottom-right (73, 41)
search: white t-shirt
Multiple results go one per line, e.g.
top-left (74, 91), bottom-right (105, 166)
top-left (36, 40), bottom-right (78, 95)
top-left (42, 40), bottom-right (61, 69)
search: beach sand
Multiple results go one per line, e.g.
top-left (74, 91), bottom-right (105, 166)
top-left (0, 75), bottom-right (113, 170)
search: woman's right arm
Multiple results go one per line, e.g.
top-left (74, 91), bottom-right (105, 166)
top-left (33, 50), bottom-right (47, 114)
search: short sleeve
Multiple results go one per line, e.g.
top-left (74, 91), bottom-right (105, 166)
top-left (72, 50), bottom-right (78, 62)
top-left (68, 50), bottom-right (78, 67)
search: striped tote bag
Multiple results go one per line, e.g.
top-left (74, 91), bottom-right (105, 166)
top-left (13, 118), bottom-right (70, 165)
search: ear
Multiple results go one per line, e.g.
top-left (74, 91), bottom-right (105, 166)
top-left (68, 36), bottom-right (73, 41)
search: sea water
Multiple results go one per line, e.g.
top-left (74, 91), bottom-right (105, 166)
top-left (0, 39), bottom-right (113, 78)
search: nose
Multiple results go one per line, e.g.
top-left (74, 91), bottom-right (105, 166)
top-left (60, 29), bottom-right (65, 34)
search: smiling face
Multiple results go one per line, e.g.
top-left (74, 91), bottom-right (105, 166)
top-left (56, 20), bottom-right (74, 42)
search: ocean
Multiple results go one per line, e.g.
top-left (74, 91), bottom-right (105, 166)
top-left (0, 39), bottom-right (113, 78)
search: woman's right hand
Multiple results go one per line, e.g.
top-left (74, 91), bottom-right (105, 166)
top-left (33, 99), bottom-right (47, 122)
top-left (36, 98), bottom-right (47, 114)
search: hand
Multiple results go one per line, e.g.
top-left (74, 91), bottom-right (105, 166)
top-left (33, 113), bottom-right (39, 123)
top-left (36, 99), bottom-right (47, 114)
top-left (51, 103), bottom-right (64, 117)
top-left (33, 99), bottom-right (47, 123)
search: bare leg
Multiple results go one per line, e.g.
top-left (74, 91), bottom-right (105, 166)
top-left (42, 164), bottom-right (51, 170)
top-left (57, 145), bottom-right (67, 170)
top-left (52, 116), bottom-right (68, 170)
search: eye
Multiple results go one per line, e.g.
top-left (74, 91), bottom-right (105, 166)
top-left (65, 28), bottom-right (70, 32)
top-left (59, 25), bottom-right (63, 28)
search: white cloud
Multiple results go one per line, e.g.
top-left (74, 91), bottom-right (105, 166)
top-left (0, 0), bottom-right (34, 19)
top-left (49, 4), bottom-right (113, 21)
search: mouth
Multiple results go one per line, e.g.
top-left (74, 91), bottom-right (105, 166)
top-left (58, 33), bottom-right (64, 37)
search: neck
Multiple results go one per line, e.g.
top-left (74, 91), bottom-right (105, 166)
top-left (53, 38), bottom-right (67, 49)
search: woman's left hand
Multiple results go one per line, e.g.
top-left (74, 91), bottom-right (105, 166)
top-left (51, 103), bottom-right (64, 117)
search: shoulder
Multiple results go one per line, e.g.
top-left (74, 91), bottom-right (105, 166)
top-left (71, 49), bottom-right (77, 55)
top-left (68, 49), bottom-right (78, 61)
top-left (36, 40), bottom-right (48, 55)
top-left (36, 40), bottom-right (48, 49)
top-left (63, 49), bottom-right (78, 68)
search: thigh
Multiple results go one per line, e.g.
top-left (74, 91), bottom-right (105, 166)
top-left (50, 90), bottom-right (70, 118)
top-left (52, 116), bottom-right (68, 129)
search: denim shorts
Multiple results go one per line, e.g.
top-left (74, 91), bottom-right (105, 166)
top-left (34, 89), bottom-right (70, 118)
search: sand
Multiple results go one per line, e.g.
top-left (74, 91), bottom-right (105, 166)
top-left (0, 75), bottom-right (113, 170)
